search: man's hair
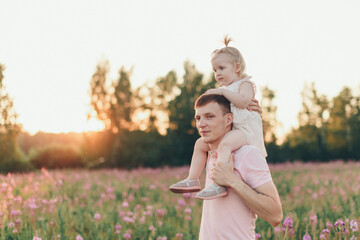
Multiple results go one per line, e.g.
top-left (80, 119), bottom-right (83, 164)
top-left (194, 94), bottom-right (231, 115)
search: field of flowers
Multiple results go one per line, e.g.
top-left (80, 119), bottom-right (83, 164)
top-left (0, 161), bottom-right (359, 240)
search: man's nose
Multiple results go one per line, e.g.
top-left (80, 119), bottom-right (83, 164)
top-left (197, 118), bottom-right (206, 127)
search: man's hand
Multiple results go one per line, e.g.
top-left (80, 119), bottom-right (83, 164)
top-left (205, 88), bottom-right (224, 95)
top-left (246, 99), bottom-right (262, 116)
top-left (210, 154), bottom-right (239, 187)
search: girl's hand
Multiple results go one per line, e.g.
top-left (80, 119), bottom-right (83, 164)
top-left (205, 88), bottom-right (224, 95)
top-left (246, 99), bottom-right (262, 116)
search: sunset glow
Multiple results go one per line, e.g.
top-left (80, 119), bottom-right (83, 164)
top-left (1, 0), bottom-right (360, 136)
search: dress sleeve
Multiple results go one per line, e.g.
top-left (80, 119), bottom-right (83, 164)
top-left (238, 76), bottom-right (256, 98)
top-left (234, 147), bottom-right (272, 189)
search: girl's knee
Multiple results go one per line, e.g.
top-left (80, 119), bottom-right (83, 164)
top-left (195, 138), bottom-right (210, 151)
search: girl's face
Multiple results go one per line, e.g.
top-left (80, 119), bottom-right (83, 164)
top-left (211, 54), bottom-right (240, 86)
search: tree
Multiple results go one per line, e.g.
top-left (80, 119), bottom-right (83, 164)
top-left (327, 87), bottom-right (359, 159)
top-left (166, 61), bottom-right (216, 165)
top-left (283, 83), bottom-right (329, 161)
top-left (260, 86), bottom-right (282, 163)
top-left (134, 70), bottom-right (178, 133)
top-left (260, 86), bottom-right (279, 143)
top-left (88, 60), bottom-right (134, 166)
top-left (0, 63), bottom-right (29, 172)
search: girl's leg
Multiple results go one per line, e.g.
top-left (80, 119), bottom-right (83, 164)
top-left (217, 130), bottom-right (249, 163)
top-left (188, 137), bottom-right (210, 179)
top-left (169, 138), bottom-right (209, 193)
top-left (195, 130), bottom-right (248, 200)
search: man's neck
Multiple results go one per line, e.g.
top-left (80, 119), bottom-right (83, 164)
top-left (208, 128), bottom-right (232, 153)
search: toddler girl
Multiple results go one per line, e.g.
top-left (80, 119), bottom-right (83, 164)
top-left (169, 36), bottom-right (267, 200)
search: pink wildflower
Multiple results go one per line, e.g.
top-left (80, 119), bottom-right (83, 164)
top-left (128, 193), bottom-right (134, 202)
top-left (335, 220), bottom-right (345, 227)
top-left (282, 217), bottom-right (293, 231)
top-left (177, 198), bottom-right (186, 207)
top-left (76, 235), bottom-right (83, 240)
top-left (319, 234), bottom-right (326, 239)
top-left (124, 232), bottom-right (131, 239)
top-left (144, 210), bottom-right (152, 216)
top-left (303, 234), bottom-right (311, 240)
top-left (183, 193), bottom-right (191, 199)
top-left (122, 201), bottom-right (129, 208)
top-left (184, 208), bottom-right (192, 214)
top-left (326, 222), bottom-right (333, 229)
top-left (33, 237), bottom-right (41, 240)
top-left (119, 211), bottom-right (125, 218)
top-left (94, 213), bottom-right (101, 221)
top-left (139, 216), bottom-right (145, 224)
top-left (176, 233), bottom-right (183, 240)
top-left (8, 222), bottom-right (15, 228)
top-left (350, 220), bottom-right (358, 232)
top-left (274, 227), bottom-right (281, 234)
top-left (156, 209), bottom-right (167, 218)
top-left (184, 215), bottom-right (191, 221)
top-left (156, 237), bottom-right (167, 240)
top-left (310, 215), bottom-right (318, 225)
top-left (255, 233), bottom-right (261, 239)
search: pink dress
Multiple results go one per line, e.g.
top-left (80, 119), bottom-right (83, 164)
top-left (223, 76), bottom-right (267, 157)
top-left (199, 145), bottom-right (272, 240)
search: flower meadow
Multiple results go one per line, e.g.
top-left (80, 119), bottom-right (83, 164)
top-left (0, 161), bottom-right (359, 240)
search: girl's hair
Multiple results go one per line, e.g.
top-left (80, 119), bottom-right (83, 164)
top-left (211, 35), bottom-right (248, 79)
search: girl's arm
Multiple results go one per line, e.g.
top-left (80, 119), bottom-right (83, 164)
top-left (206, 82), bottom-right (254, 109)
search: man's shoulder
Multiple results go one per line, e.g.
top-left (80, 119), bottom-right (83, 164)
top-left (233, 145), bottom-right (262, 158)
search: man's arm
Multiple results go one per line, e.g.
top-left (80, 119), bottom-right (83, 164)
top-left (210, 155), bottom-right (283, 226)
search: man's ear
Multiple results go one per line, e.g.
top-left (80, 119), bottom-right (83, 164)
top-left (225, 113), bottom-right (233, 127)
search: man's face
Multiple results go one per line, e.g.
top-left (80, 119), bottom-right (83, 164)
top-left (195, 101), bottom-right (232, 145)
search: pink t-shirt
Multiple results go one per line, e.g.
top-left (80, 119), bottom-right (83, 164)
top-left (199, 145), bottom-right (272, 240)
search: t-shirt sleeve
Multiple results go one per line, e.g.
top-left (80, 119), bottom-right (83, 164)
top-left (234, 148), bottom-right (272, 189)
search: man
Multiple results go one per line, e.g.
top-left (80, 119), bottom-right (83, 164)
top-left (194, 94), bottom-right (283, 240)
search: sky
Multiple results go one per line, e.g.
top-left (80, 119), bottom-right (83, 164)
top-left (1, 0), bottom-right (360, 138)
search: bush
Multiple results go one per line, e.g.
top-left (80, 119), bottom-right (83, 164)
top-left (29, 144), bottom-right (84, 169)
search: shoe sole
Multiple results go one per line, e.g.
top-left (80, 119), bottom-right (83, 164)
top-left (195, 191), bottom-right (228, 200)
top-left (169, 187), bottom-right (201, 194)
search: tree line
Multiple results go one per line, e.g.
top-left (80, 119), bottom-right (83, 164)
top-left (0, 61), bottom-right (359, 172)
